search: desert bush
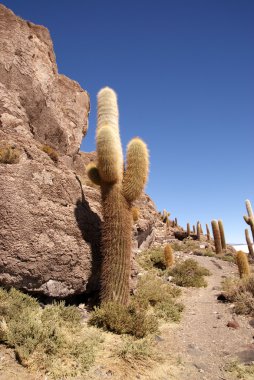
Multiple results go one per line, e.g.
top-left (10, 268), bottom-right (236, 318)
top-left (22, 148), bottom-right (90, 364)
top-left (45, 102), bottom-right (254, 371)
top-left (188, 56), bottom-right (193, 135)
top-left (222, 276), bottom-right (254, 316)
top-left (89, 301), bottom-right (158, 338)
top-left (169, 259), bottom-right (210, 287)
top-left (135, 273), bottom-right (183, 322)
top-left (41, 145), bottom-right (59, 163)
top-left (0, 288), bottom-right (100, 378)
top-left (116, 336), bottom-right (158, 363)
top-left (0, 146), bottom-right (20, 164)
top-left (137, 247), bottom-right (167, 271)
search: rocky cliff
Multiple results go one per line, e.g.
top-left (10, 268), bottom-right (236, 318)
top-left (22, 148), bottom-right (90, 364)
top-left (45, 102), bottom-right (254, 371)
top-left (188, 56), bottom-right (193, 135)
top-left (0, 5), bottom-right (167, 298)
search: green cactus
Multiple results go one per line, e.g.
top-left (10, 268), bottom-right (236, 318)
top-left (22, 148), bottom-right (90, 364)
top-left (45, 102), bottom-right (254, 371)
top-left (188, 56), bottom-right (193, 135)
top-left (243, 199), bottom-right (254, 242)
top-left (236, 251), bottom-right (250, 279)
top-left (211, 220), bottom-right (222, 254)
top-left (245, 229), bottom-right (254, 259)
top-left (206, 223), bottom-right (210, 241)
top-left (187, 223), bottom-right (190, 236)
top-left (218, 219), bottom-right (226, 250)
top-left (87, 87), bottom-right (149, 305)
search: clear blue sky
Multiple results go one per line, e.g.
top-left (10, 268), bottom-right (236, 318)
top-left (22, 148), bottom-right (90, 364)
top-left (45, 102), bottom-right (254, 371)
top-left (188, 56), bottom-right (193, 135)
top-left (2, 0), bottom-right (254, 243)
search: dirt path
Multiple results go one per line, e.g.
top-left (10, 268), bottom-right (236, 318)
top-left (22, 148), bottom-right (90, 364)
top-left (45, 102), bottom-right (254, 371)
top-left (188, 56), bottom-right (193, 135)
top-left (160, 255), bottom-right (254, 380)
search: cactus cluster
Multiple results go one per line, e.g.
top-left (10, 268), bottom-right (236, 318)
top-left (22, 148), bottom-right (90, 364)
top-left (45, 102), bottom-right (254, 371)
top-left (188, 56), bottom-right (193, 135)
top-left (87, 87), bottom-right (149, 305)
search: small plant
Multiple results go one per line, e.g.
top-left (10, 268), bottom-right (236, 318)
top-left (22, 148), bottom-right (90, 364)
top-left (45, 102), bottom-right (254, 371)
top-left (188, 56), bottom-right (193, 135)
top-left (41, 145), bottom-right (59, 163)
top-left (89, 301), bottom-right (158, 338)
top-left (236, 251), bottom-right (250, 279)
top-left (132, 207), bottom-right (140, 222)
top-left (169, 259), bottom-right (210, 287)
top-left (116, 336), bottom-right (158, 362)
top-left (0, 288), bottom-right (100, 377)
top-left (164, 244), bottom-right (174, 268)
top-left (0, 146), bottom-right (20, 164)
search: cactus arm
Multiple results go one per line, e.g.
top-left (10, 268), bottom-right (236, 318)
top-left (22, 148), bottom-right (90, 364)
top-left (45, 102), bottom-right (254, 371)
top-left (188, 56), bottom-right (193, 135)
top-left (86, 162), bottom-right (102, 186)
top-left (245, 199), bottom-right (254, 217)
top-left (122, 137), bottom-right (149, 202)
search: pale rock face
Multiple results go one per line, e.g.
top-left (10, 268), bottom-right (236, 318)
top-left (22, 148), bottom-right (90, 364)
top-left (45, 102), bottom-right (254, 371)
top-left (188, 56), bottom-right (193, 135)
top-left (0, 5), bottom-right (161, 298)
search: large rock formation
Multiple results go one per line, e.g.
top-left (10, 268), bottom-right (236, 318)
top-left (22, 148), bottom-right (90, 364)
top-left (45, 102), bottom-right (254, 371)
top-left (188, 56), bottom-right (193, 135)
top-left (0, 5), bottom-right (162, 298)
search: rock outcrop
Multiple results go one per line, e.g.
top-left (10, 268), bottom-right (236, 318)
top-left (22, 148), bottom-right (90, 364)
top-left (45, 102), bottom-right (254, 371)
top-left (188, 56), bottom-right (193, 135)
top-left (0, 5), bottom-right (162, 298)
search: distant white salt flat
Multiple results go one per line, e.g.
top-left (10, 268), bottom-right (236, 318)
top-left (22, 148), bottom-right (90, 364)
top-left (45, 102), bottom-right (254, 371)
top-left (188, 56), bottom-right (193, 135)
top-left (232, 244), bottom-right (251, 253)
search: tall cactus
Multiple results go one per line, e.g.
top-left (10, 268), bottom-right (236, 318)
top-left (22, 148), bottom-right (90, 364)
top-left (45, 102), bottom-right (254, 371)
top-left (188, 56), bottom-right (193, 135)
top-left (197, 222), bottom-right (201, 241)
top-left (245, 229), bottom-right (254, 259)
top-left (187, 223), bottom-right (190, 236)
top-left (193, 225), bottom-right (196, 234)
top-left (218, 219), bottom-right (226, 250)
top-left (206, 224), bottom-right (211, 241)
top-left (87, 87), bottom-right (149, 305)
top-left (243, 199), bottom-right (254, 242)
top-left (211, 220), bottom-right (222, 254)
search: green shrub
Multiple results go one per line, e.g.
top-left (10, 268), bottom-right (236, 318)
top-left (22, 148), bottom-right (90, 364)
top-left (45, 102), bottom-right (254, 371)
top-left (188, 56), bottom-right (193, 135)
top-left (41, 145), bottom-right (59, 163)
top-left (169, 259), bottom-right (210, 287)
top-left (89, 301), bottom-right (158, 338)
top-left (0, 288), bottom-right (100, 378)
top-left (135, 273), bottom-right (183, 322)
top-left (137, 247), bottom-right (167, 271)
top-left (0, 146), bottom-right (20, 164)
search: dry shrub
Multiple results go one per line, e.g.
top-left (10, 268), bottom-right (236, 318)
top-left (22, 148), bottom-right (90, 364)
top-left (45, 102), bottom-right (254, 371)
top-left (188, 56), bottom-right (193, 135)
top-left (169, 259), bottom-right (210, 287)
top-left (135, 273), bottom-right (183, 322)
top-left (116, 336), bottom-right (159, 363)
top-left (138, 247), bottom-right (167, 271)
top-left (0, 288), bottom-right (100, 378)
top-left (41, 145), bottom-right (59, 163)
top-left (89, 301), bottom-right (158, 338)
top-left (222, 276), bottom-right (254, 316)
top-left (0, 146), bottom-right (20, 164)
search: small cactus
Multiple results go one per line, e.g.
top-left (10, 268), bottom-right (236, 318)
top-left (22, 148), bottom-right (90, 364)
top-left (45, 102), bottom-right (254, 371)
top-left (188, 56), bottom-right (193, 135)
top-left (161, 209), bottom-right (170, 224)
top-left (87, 87), bottom-right (149, 305)
top-left (218, 220), bottom-right (226, 250)
top-left (206, 224), bottom-right (210, 241)
top-left (245, 229), bottom-right (254, 259)
top-left (243, 200), bottom-right (254, 242)
top-left (211, 220), bottom-right (222, 254)
top-left (175, 217), bottom-right (178, 227)
top-left (164, 245), bottom-right (174, 268)
top-left (236, 251), bottom-right (250, 279)
top-left (187, 223), bottom-right (190, 236)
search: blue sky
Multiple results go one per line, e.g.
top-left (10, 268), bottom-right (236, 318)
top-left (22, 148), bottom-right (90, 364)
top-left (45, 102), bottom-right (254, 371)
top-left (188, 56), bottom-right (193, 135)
top-left (2, 0), bottom-right (254, 243)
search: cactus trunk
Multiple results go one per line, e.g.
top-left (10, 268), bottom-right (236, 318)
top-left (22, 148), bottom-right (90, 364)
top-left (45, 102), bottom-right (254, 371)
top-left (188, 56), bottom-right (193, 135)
top-left (236, 251), bottom-right (250, 279)
top-left (245, 229), bottom-right (254, 259)
top-left (206, 224), bottom-right (210, 241)
top-left (218, 220), bottom-right (226, 250)
top-left (187, 223), bottom-right (190, 236)
top-left (197, 222), bottom-right (201, 241)
top-left (211, 220), bottom-right (222, 254)
top-left (243, 200), bottom-right (254, 242)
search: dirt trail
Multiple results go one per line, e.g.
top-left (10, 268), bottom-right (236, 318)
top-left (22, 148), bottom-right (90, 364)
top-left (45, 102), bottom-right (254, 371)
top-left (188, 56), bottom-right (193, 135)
top-left (161, 255), bottom-right (254, 380)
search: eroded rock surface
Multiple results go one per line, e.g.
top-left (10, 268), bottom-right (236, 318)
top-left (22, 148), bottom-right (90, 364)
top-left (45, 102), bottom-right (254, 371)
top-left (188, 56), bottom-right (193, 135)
top-left (0, 5), bottom-right (162, 298)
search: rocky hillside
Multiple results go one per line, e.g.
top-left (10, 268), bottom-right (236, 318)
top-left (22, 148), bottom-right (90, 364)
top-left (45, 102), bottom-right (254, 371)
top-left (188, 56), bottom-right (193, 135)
top-left (0, 5), bottom-right (180, 299)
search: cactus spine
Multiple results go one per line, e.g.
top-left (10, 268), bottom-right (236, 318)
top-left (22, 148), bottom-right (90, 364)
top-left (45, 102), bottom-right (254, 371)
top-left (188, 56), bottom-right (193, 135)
top-left (164, 245), bottom-right (174, 268)
top-left (236, 251), bottom-right (250, 279)
top-left (211, 220), bottom-right (222, 254)
top-left (245, 229), bottom-right (254, 259)
top-left (243, 199), bottom-right (254, 242)
top-left (187, 223), bottom-right (190, 236)
top-left (206, 223), bottom-right (210, 241)
top-left (87, 87), bottom-right (149, 305)
top-left (218, 220), bottom-right (226, 250)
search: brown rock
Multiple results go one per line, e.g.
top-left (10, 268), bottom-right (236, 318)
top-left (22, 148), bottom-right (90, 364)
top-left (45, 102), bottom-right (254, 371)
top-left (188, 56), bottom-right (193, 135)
top-left (0, 5), bottom-right (161, 298)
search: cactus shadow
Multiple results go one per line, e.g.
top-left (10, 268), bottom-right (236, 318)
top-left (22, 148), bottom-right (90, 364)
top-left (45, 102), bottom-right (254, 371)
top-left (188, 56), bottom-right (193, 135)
top-left (74, 176), bottom-right (102, 305)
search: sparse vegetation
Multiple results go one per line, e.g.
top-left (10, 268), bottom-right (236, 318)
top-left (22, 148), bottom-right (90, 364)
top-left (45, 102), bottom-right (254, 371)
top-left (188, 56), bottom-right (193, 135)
top-left (89, 301), bottom-right (158, 338)
top-left (0, 288), bottom-right (101, 378)
top-left (222, 276), bottom-right (254, 316)
top-left (41, 145), bottom-right (59, 163)
top-left (0, 146), bottom-right (20, 164)
top-left (225, 360), bottom-right (254, 380)
top-left (168, 259), bottom-right (210, 287)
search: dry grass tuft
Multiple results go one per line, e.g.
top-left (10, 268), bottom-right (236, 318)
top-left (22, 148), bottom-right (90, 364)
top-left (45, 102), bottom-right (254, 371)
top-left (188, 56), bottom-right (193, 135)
top-left (0, 288), bottom-right (101, 378)
top-left (41, 145), bottom-right (59, 163)
top-left (0, 146), bottom-right (20, 164)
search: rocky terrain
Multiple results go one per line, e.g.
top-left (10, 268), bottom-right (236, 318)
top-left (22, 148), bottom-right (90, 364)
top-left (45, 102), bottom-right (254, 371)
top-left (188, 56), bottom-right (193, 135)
top-left (0, 4), bottom-right (179, 299)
